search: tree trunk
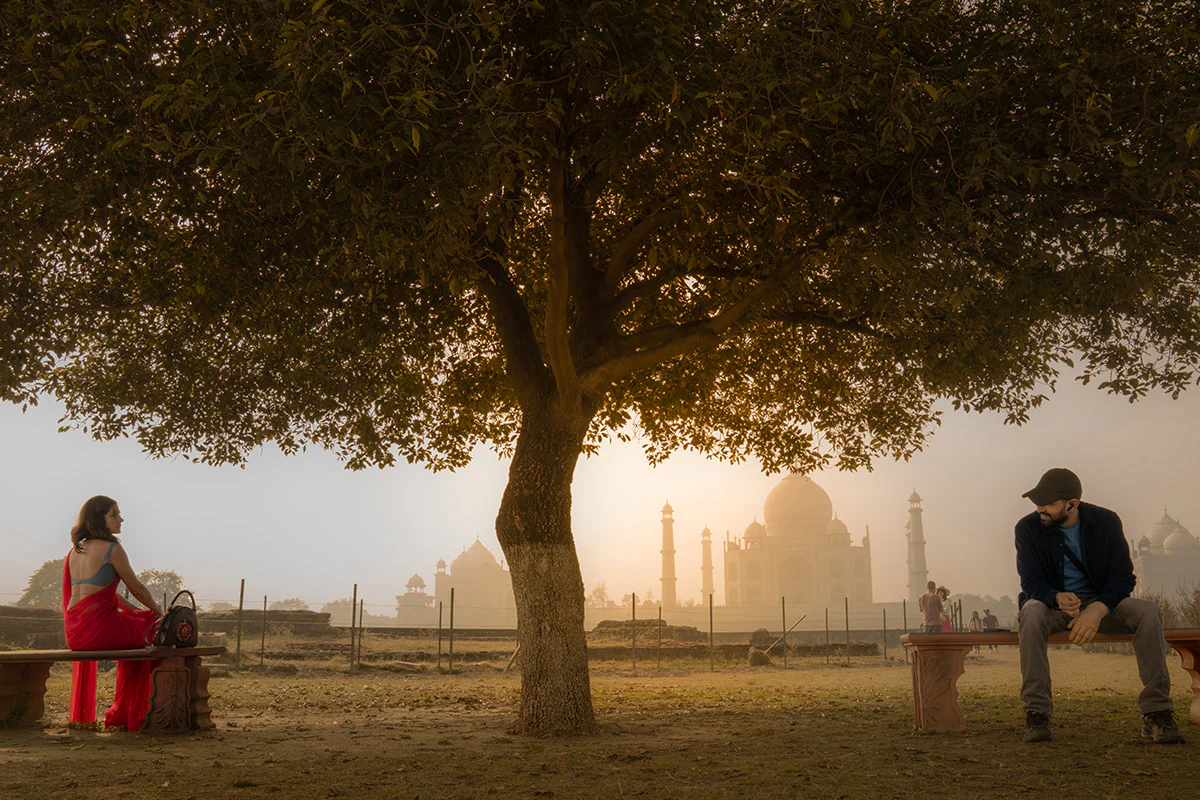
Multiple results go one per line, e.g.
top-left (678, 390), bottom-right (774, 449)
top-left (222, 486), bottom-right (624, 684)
top-left (496, 401), bottom-right (597, 735)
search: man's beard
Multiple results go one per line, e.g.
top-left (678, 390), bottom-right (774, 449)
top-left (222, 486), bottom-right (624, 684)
top-left (1038, 508), bottom-right (1070, 528)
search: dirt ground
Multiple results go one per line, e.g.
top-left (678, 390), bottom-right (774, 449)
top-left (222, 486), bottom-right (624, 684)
top-left (2, 648), bottom-right (1196, 799)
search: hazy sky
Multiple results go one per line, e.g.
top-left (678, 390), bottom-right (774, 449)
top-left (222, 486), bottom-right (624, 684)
top-left (3, 376), bottom-right (1199, 615)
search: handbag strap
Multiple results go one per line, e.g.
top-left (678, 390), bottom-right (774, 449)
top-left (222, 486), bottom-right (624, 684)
top-left (169, 589), bottom-right (197, 611)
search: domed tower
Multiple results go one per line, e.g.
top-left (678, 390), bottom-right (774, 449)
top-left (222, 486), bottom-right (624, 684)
top-left (661, 502), bottom-right (677, 608)
top-left (396, 572), bottom-right (432, 611)
top-left (906, 490), bottom-right (929, 609)
top-left (700, 525), bottom-right (714, 602)
top-left (1146, 511), bottom-right (1179, 555)
top-left (762, 474), bottom-right (834, 541)
top-left (825, 516), bottom-right (852, 547)
top-left (1164, 523), bottom-right (1199, 556)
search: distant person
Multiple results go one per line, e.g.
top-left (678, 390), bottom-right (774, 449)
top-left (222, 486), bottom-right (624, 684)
top-left (918, 580), bottom-right (942, 633)
top-left (937, 586), bottom-right (952, 632)
top-left (982, 608), bottom-right (1000, 653)
top-left (969, 610), bottom-right (983, 653)
top-left (62, 496), bottom-right (163, 731)
top-left (1016, 468), bottom-right (1182, 744)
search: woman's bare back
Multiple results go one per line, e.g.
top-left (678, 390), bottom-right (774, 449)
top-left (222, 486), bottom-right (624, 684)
top-left (67, 539), bottom-right (120, 610)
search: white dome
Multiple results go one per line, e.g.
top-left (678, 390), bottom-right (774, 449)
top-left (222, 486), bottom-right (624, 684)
top-left (762, 473), bottom-right (833, 540)
top-left (1163, 524), bottom-right (1199, 555)
top-left (450, 540), bottom-right (501, 573)
top-left (406, 573), bottom-right (426, 589)
top-left (1147, 512), bottom-right (1179, 546)
top-left (826, 517), bottom-right (851, 545)
top-left (744, 520), bottom-right (766, 538)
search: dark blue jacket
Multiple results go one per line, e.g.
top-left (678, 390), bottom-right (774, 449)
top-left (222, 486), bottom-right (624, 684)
top-left (1015, 501), bottom-right (1137, 612)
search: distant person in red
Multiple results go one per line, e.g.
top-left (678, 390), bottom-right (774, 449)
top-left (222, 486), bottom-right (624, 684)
top-left (937, 586), bottom-right (953, 632)
top-left (918, 580), bottom-right (942, 633)
top-left (62, 496), bottom-right (162, 730)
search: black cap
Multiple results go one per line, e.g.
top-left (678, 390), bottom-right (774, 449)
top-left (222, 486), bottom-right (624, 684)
top-left (1022, 468), bottom-right (1083, 506)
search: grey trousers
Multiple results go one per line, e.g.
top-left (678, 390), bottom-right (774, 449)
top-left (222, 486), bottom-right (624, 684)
top-left (1018, 596), bottom-right (1173, 717)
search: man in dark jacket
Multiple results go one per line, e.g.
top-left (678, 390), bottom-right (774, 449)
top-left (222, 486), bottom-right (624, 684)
top-left (1016, 468), bottom-right (1182, 744)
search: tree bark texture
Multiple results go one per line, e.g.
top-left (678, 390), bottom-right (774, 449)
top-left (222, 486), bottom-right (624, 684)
top-left (496, 402), bottom-right (597, 735)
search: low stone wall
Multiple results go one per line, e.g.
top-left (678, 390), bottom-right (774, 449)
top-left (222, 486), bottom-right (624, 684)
top-left (0, 605), bottom-right (63, 648)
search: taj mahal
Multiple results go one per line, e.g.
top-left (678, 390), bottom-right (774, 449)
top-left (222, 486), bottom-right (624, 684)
top-left (389, 472), bottom-right (1199, 631)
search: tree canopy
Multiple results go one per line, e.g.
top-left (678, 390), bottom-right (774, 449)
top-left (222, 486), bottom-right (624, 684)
top-left (17, 557), bottom-right (65, 608)
top-left (5, 0), bottom-right (1197, 472)
top-left (4, 0), bottom-right (1199, 734)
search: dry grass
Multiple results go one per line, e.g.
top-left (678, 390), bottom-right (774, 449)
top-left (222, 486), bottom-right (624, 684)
top-left (1, 648), bottom-right (1195, 799)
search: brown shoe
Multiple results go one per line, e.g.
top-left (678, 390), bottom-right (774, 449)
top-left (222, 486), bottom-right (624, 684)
top-left (1023, 711), bottom-right (1052, 742)
top-left (1142, 710), bottom-right (1186, 744)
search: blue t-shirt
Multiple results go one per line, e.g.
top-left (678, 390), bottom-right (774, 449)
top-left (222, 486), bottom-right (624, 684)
top-left (1060, 523), bottom-right (1093, 594)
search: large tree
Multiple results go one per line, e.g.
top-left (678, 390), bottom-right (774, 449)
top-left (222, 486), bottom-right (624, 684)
top-left (3, 1), bottom-right (1199, 733)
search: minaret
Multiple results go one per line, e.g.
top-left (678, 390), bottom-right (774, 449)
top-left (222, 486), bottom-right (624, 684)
top-left (906, 490), bottom-right (929, 608)
top-left (701, 525), bottom-right (714, 601)
top-left (661, 502), bottom-right (677, 608)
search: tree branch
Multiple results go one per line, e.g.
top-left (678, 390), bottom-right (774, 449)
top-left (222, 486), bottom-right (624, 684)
top-left (472, 247), bottom-right (554, 408)
top-left (765, 307), bottom-right (894, 339)
top-left (612, 267), bottom-right (679, 314)
top-left (582, 249), bottom-right (813, 393)
top-left (546, 157), bottom-right (582, 412)
top-left (603, 207), bottom-right (682, 295)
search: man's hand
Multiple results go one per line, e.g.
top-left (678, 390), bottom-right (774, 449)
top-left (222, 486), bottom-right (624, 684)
top-left (1056, 592), bottom-right (1082, 618)
top-left (1067, 602), bottom-right (1109, 645)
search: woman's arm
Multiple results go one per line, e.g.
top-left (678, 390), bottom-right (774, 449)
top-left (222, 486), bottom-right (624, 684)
top-left (108, 543), bottom-right (163, 617)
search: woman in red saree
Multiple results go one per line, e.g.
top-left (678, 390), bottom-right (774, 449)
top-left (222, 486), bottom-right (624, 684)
top-left (62, 496), bottom-right (163, 730)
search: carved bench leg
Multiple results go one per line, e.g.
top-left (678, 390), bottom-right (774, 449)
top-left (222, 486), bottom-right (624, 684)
top-left (1169, 641), bottom-right (1200, 725)
top-left (909, 646), bottom-right (970, 733)
top-left (143, 656), bottom-right (191, 734)
top-left (186, 656), bottom-right (214, 731)
top-left (0, 662), bottom-right (52, 724)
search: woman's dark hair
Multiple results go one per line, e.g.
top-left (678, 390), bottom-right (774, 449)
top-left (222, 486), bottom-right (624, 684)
top-left (71, 495), bottom-right (118, 553)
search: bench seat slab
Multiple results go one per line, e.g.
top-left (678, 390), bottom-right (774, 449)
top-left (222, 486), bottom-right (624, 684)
top-left (903, 631), bottom-right (1200, 733)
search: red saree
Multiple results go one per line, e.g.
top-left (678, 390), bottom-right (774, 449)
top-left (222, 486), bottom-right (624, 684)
top-left (61, 558), bottom-right (159, 730)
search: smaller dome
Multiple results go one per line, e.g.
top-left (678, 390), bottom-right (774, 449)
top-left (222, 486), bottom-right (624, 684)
top-left (1147, 512), bottom-right (1179, 546)
top-left (1164, 524), bottom-right (1199, 555)
top-left (909, 490), bottom-right (922, 503)
top-left (436, 558), bottom-right (447, 569)
top-left (1137, 535), bottom-right (1152, 548)
top-left (662, 502), bottom-right (674, 513)
top-left (406, 573), bottom-right (426, 589)
top-left (744, 520), bottom-right (766, 538)
top-left (826, 517), bottom-right (851, 545)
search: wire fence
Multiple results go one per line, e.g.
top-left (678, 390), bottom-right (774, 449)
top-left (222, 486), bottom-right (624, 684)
top-left (3, 582), bottom-right (1007, 674)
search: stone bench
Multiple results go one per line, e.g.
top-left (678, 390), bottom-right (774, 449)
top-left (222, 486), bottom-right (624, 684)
top-left (900, 629), bottom-right (1200, 733)
top-left (0, 645), bottom-right (224, 733)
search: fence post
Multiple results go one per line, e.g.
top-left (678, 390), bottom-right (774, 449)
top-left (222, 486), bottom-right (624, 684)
top-left (708, 593), bottom-right (714, 673)
top-left (825, 607), bottom-right (830, 666)
top-left (844, 596), bottom-right (850, 667)
top-left (261, 595), bottom-right (267, 667)
top-left (449, 587), bottom-right (455, 672)
top-left (882, 607), bottom-right (887, 664)
top-left (657, 604), bottom-right (662, 670)
top-left (350, 583), bottom-right (358, 672)
top-left (781, 596), bottom-right (788, 669)
top-left (631, 593), bottom-right (637, 675)
top-left (358, 599), bottom-right (365, 669)
top-left (235, 578), bottom-right (245, 667)
top-left (437, 601), bottom-right (443, 670)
